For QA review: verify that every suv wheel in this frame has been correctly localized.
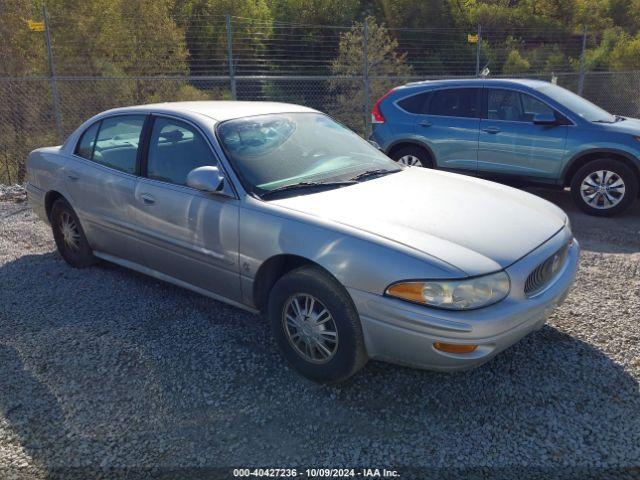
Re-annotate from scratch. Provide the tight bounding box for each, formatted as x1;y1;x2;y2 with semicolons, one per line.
570;159;638;216
267;266;367;384
50;198;97;268
391;146;433;168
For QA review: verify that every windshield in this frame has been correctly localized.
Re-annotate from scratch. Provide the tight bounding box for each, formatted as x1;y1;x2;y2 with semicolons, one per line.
216;113;400;197
535;84;615;123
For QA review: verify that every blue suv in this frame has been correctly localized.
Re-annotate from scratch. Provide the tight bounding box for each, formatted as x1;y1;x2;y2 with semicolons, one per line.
370;79;640;216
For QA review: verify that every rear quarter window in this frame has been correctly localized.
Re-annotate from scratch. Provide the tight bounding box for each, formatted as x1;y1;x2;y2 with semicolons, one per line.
396;92;430;114
74;122;100;159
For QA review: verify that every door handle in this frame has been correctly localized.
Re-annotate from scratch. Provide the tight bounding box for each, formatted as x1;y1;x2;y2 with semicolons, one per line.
67;171;79;181
141;193;155;205
418;120;432;127
481;126;501;134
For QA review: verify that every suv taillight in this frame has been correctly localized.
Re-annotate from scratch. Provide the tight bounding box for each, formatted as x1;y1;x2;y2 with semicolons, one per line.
371;88;396;124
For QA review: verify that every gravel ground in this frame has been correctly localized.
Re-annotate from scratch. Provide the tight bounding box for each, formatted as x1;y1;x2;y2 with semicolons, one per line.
1;186;639;479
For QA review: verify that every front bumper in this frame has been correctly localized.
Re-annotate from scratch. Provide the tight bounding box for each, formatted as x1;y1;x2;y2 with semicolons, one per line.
349;229;580;371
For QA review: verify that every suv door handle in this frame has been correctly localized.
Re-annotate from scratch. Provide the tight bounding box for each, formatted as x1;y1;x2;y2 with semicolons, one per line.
418;120;432;127
67;171;79;181
481;126;501;134
140;193;155;205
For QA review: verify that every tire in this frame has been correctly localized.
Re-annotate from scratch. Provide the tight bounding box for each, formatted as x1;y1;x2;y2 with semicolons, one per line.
391;145;433;168
570;159;638;216
50;198;97;268
267;266;367;384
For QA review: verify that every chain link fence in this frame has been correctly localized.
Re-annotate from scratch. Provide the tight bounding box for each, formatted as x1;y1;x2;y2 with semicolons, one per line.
3;11;640;185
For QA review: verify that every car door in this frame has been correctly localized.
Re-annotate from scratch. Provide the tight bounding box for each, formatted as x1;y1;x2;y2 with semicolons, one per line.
412;87;481;172
478;88;569;178
63;114;149;262
133;114;242;303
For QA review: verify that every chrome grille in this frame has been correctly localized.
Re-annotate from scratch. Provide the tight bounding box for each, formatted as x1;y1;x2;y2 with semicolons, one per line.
524;242;571;297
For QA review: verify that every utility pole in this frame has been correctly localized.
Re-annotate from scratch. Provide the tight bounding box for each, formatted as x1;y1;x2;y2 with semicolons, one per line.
43;5;63;143
578;26;587;96
363;20;370;138
225;14;237;100
475;23;482;77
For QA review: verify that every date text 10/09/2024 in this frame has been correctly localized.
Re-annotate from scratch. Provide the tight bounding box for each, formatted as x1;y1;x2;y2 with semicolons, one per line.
232;468;401;478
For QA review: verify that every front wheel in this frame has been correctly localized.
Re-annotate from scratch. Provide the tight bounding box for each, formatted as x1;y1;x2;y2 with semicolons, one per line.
267;266;367;384
570;159;638;216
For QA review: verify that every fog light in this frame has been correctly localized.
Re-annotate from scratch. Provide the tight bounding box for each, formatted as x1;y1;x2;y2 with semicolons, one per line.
433;342;478;354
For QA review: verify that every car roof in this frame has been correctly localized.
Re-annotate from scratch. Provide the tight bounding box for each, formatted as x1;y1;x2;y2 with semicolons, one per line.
400;78;552;90
101;101;318;121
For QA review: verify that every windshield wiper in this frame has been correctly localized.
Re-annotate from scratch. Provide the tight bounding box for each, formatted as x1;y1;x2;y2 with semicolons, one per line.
615;115;626;122
259;180;356;199
348;168;400;182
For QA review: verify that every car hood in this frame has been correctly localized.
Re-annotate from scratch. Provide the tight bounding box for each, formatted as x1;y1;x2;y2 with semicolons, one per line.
270;168;567;276
602;116;640;135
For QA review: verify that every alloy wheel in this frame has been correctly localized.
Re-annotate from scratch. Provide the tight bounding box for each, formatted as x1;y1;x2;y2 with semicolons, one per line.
580;169;626;210
59;211;81;251
397;154;422;166
282;294;338;364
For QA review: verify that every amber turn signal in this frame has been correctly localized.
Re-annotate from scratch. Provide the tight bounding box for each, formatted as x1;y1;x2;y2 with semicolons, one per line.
386;282;425;304
433;342;478;354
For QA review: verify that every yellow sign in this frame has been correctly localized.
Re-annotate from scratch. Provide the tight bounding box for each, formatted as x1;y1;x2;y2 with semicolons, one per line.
27;20;45;32
467;33;478;44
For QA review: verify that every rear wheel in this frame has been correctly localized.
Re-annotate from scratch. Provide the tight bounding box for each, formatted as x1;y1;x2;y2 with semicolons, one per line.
391;145;433;168
267;266;367;384
570;159;638;216
50;198;97;268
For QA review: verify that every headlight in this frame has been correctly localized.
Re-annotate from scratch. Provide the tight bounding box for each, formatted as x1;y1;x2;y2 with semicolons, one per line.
386;271;510;310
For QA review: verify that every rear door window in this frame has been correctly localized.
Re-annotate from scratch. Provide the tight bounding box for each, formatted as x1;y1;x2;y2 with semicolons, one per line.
81;115;146;174
427;88;480;118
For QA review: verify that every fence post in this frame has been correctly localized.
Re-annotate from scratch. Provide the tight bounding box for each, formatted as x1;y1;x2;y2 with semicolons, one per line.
363;20;370;138
578;26;587;96
475;23;482;77
42;5;63;143
225;14;237;100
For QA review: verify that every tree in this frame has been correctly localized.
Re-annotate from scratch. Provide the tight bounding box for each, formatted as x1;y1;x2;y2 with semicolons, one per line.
173;0;272;75
330;17;412;134
0;0;55;183
502;49;531;74
266;0;360;25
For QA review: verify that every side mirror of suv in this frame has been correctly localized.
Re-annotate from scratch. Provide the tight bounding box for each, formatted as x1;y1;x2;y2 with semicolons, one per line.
533;113;558;125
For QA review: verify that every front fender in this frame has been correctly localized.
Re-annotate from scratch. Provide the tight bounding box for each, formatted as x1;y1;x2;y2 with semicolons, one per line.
238;199;464;306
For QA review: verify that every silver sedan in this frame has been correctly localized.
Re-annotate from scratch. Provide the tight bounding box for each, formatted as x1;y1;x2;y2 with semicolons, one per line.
26;101;579;383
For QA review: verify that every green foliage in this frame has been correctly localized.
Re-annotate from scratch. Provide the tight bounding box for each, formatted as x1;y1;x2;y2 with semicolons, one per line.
502;49;531;74
4;0;640;184
173;0;272;75
266;0;360;25
0;0;46;76
610;32;640;69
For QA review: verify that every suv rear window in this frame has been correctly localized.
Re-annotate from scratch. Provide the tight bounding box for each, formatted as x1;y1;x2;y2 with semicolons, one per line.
428;88;480;118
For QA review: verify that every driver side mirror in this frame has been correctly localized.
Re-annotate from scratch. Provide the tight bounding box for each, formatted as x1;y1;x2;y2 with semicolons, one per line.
186;166;224;193
533;113;558;125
